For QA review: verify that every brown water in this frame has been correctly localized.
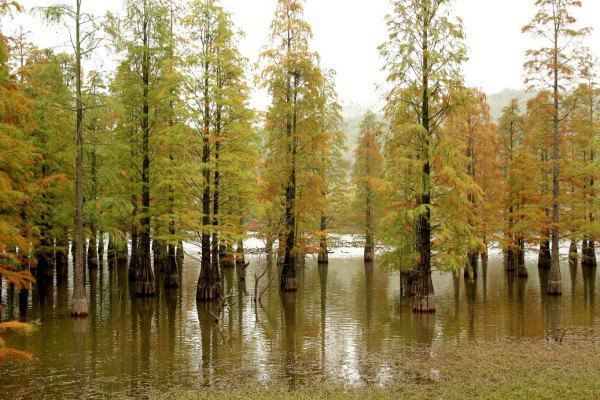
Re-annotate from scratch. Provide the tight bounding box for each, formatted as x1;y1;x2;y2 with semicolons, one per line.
0;247;598;399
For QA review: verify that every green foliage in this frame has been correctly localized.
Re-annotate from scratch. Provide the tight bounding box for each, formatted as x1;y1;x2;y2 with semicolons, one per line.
379;0;478;274
351;111;384;236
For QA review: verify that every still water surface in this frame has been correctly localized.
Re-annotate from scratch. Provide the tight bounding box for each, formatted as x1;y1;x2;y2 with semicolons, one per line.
0;246;598;398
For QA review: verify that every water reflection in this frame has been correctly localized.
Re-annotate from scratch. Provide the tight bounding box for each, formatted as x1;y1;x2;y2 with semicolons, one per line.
0;252;599;398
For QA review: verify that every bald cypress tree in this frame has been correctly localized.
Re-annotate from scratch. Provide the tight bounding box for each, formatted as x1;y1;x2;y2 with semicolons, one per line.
260;0;324;292
353;112;384;263
523;0;590;295
380;0;473;313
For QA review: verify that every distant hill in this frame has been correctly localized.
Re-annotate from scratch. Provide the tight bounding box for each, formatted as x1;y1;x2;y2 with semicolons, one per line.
340;89;533;154
486;88;533;121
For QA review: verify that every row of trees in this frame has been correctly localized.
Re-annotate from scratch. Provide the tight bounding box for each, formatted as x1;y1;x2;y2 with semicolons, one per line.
0;0;352;319
0;0;598;323
366;0;598;312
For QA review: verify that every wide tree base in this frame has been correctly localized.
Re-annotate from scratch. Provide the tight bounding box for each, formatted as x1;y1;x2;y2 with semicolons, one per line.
413;294;435;313
547;280;563;295
196;282;222;301
71;298;89;318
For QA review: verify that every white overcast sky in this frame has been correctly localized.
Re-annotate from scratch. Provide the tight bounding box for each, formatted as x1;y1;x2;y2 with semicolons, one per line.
4;0;600;110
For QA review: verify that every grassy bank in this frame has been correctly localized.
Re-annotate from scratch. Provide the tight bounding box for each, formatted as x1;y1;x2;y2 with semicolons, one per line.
152;338;600;400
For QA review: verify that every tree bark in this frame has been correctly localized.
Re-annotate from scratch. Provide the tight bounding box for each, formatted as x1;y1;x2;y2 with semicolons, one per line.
56;235;69;281
517;236;528;277
317;214;328;264
569;239;578;268
547;27;562;295
88;232;98;269
71;0;88;317
135;0;156;297
364;182;374;262
413;17;434;313
280;31;299;293
538;237;551;269
582;238;597;268
107;233;117;267
98;232;104;265
164;244;179;288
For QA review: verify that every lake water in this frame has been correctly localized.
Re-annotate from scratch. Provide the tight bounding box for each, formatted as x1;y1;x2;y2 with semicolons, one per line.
0;245;598;398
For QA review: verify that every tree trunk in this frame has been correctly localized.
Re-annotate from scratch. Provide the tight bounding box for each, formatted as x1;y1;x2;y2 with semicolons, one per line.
236;240;246;282
153;239;166;272
317;214;328;264
547;31;562;295
196;21;220;301
135;2;156;298
517;236;528;277
56;236;69;282
176;240;184;263
98;232;104;265
36;235;53;278
88;232;98;269
538;237;551;269
71;0;88;317
107;233;117;267
464;252;478;280
400;270;419;297
164;244;179;288
583;239;597;268
506;204;516;271
569;239;578;268
129;229;140;281
413;20;434;313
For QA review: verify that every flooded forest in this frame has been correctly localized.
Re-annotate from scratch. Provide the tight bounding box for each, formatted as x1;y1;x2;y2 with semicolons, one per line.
0;0;599;399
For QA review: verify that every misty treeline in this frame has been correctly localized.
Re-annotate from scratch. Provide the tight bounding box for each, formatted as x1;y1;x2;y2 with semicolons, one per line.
0;0;598;323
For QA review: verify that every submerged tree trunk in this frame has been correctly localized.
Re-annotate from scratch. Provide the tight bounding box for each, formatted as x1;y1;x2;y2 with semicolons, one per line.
413;162;435;313
196;24;220;301
135;4;156;298
547;38;562;296
71;0;88;317
413;23;434;313
280;59;299;293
